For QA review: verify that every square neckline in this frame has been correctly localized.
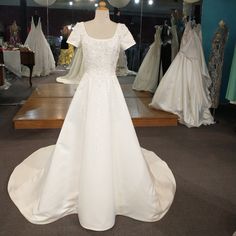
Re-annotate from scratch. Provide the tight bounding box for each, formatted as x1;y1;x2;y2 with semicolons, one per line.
82;22;120;41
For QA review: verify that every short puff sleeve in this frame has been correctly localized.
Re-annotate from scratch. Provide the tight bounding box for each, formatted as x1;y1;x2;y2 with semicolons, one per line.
120;24;136;51
67;23;81;48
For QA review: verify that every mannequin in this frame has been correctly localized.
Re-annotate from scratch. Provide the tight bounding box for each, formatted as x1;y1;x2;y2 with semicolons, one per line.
160;19;172;77
58;25;74;66
9;20;21;46
219;20;225;28
33;10;40;27
84;1;117;39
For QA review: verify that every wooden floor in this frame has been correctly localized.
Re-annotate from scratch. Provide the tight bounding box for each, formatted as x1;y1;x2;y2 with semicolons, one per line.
13;83;178;129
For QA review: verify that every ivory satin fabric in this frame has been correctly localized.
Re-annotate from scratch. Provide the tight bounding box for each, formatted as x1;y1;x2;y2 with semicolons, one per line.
150;23;214;128
8;22;176;231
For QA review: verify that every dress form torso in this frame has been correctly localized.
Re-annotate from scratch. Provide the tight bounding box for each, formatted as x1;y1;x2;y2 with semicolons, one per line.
160;22;172;76
84;9;117;39
33;14;39;27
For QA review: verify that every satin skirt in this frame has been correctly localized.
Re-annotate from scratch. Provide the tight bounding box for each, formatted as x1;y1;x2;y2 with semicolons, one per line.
8;72;176;231
150;52;214;128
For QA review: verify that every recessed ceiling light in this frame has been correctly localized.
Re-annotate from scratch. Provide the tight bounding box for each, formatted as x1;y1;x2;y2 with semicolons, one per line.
134;0;140;4
69;1;73;6
148;0;153;5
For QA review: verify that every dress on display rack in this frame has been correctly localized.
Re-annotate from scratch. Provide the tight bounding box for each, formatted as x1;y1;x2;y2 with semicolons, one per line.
8;22;176;231
22;17;55;77
132;24;178;93
150;22;214;128
226;44;236;104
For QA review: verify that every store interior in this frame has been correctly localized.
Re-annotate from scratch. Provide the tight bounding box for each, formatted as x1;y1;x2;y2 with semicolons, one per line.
0;0;236;235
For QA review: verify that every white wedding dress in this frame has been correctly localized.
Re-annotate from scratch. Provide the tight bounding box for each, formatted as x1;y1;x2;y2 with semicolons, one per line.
23;17;55;77
116;49;137;76
8;22;176;231
132;25;179;93
132;26;162;93
150;22;214;128
56;46;136;85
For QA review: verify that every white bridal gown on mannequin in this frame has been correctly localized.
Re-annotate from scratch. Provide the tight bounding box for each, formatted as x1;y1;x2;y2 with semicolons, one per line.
150;22;214;128
8;22;176;231
23;17;55;77
57;47;135;85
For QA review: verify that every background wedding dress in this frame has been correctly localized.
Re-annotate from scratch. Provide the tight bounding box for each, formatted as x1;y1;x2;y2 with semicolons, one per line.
8;22;176;231
171;24;179;61
23;17;55;77
150;22;214;128
132;26;162;93
116;49;137;76
133;25;179;93
56;47;84;84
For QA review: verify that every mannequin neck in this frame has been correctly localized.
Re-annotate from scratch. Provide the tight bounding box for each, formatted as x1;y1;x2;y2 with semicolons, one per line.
84;9;116;39
94;9;110;23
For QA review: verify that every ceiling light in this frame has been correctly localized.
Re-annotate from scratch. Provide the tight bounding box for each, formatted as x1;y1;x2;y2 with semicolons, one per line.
148;0;153;5
69;1;73;6
95;3;98;7
134;0;140;3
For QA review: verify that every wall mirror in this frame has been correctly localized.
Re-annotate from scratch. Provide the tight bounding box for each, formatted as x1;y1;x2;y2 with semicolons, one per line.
0;0;202;78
